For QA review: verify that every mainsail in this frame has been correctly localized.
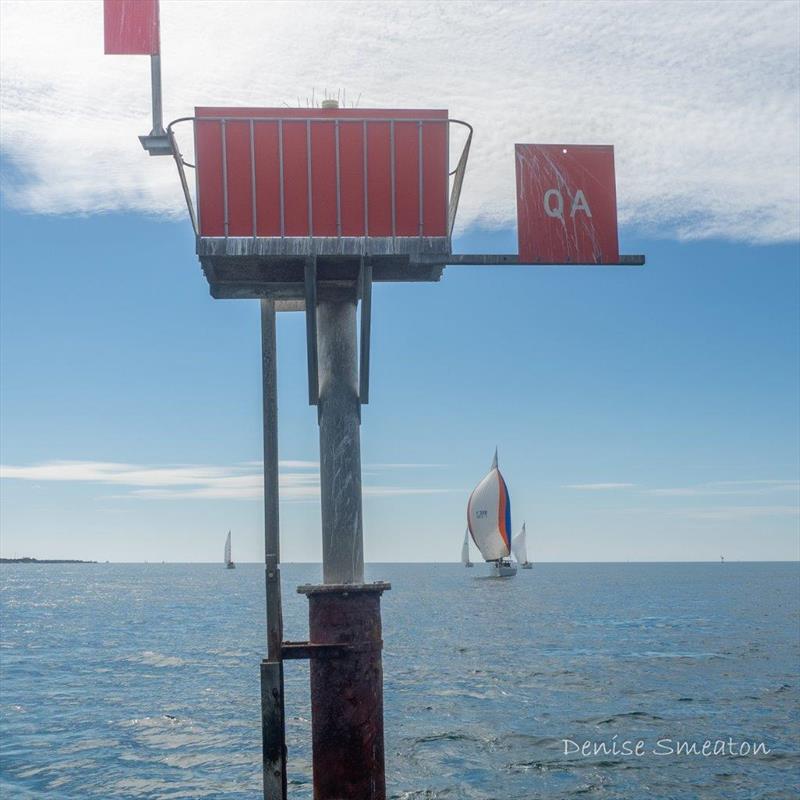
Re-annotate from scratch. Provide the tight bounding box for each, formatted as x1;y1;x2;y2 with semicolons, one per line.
224;531;232;565
467;449;512;561
461;528;472;566
511;522;528;564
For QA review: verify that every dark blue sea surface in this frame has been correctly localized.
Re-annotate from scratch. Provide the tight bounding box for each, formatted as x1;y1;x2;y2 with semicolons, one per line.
1;562;798;799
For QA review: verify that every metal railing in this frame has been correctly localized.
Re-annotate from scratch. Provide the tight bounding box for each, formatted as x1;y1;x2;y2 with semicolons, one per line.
166;115;472;240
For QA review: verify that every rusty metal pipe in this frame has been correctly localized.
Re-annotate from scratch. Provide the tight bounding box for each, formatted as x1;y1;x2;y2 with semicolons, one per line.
298;582;390;800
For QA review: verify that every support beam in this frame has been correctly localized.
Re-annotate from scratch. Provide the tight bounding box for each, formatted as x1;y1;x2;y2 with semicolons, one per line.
427;253;646;267
359;259;372;405
304;258;319;405
260;660;287;800
138;55;172;155
316;294;364;585
261;299;282;660
260;299;286;800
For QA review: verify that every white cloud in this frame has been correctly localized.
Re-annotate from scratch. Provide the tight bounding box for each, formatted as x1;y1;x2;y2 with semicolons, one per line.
563;482;636;490
680;505;800;521
0;459;454;501
1;0;798;243
647;480;799;497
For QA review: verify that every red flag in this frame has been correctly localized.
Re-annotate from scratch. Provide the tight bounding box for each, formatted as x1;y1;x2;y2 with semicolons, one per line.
104;0;160;55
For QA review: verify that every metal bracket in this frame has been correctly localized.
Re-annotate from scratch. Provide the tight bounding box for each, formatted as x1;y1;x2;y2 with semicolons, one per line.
304;256;372;411
138;133;173;156
282;640;383;660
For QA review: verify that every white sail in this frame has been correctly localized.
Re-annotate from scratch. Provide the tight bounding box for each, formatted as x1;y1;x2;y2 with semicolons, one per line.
467;449;512;562
224;531;232;565
511;522;528;564
461;528;472;566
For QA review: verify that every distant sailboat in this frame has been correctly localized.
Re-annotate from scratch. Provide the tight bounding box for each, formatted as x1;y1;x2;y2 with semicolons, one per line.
467;449;517;578
461;528;474;567
224;531;235;570
511;522;533;569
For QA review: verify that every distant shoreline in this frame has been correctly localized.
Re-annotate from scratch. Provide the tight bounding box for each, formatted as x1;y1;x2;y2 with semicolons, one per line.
0;557;98;564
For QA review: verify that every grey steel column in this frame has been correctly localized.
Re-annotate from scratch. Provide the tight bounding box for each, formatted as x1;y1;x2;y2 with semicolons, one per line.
316;295;364;585
149;54;165;136
261;298;282;658
260;298;286;800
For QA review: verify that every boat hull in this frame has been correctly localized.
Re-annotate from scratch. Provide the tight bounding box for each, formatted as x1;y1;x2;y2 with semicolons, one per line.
226;563;236;569
521;562;532;569
488;560;517;578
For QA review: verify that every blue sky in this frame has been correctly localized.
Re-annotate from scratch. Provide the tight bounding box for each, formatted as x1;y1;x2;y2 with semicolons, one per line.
1;0;798;562
1;211;797;562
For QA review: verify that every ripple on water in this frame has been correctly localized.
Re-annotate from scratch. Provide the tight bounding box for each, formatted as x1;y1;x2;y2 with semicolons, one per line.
1;562;798;800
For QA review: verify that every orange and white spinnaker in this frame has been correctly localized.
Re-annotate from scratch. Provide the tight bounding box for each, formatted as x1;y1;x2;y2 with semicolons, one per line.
467;449;512;562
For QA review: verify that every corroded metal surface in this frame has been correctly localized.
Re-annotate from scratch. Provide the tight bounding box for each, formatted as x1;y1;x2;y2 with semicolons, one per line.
298;584;390;800
260;660;287;800
260;300;286;799
199;252;447;300
197;235;451;258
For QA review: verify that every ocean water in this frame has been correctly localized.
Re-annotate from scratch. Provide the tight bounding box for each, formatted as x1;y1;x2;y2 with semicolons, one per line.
1;562;798;799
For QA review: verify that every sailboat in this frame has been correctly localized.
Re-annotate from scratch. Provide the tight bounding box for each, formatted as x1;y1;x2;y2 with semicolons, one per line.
467;449;517;578
511;522;533;569
224;531;235;569
461;528;474;567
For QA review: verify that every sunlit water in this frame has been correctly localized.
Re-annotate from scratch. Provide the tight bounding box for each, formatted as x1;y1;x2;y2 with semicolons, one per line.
1;562;798;799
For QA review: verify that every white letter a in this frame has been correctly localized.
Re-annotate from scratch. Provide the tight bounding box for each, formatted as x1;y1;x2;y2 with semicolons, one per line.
571;190;592;218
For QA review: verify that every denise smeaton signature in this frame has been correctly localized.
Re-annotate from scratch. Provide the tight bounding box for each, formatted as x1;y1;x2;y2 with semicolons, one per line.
562;737;771;757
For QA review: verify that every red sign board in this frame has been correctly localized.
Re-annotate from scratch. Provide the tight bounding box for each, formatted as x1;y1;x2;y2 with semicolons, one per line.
194;108;449;238
515;144;619;264
104;0;160;55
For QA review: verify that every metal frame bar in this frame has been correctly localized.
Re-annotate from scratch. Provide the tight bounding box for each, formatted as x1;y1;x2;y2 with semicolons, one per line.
192;119;201;230
418;121;424;238
278;120;285;237
389;120;396;241
167;129;198;235
260;298;286;800
335;121;342;237
445;115;450;235
304;258;319;405
221;119;229;237
447;119;472;237
363;120;369;236
250;120;258;238
306;120;313;237
168;116;472;243
421;253;646;266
